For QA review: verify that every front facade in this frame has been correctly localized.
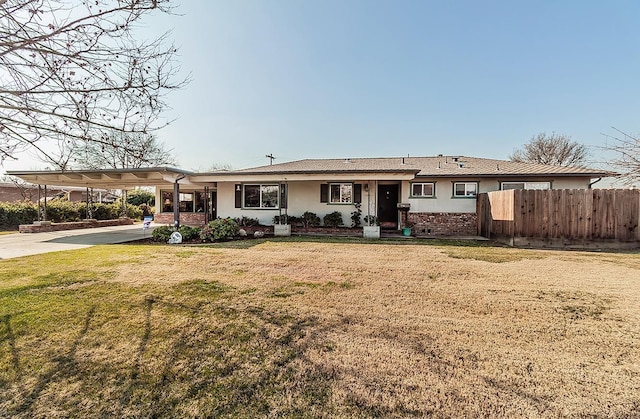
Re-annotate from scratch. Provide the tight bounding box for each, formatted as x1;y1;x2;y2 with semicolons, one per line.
149;156;607;236
9;156;609;236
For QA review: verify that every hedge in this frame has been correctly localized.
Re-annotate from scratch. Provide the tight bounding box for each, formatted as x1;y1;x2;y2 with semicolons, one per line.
0;200;144;230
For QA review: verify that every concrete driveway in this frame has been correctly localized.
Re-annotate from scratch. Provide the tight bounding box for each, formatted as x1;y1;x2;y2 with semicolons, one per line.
0;224;155;260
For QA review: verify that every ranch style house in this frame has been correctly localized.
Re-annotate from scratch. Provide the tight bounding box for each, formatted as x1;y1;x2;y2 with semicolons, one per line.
8;155;610;236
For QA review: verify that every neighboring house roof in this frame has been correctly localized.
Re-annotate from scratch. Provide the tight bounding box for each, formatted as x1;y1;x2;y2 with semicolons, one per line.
225;156;611;178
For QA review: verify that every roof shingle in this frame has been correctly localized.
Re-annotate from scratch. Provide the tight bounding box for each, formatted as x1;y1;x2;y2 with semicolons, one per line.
230;156;610;177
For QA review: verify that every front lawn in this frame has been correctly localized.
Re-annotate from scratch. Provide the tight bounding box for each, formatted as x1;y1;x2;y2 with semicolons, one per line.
1;241;639;417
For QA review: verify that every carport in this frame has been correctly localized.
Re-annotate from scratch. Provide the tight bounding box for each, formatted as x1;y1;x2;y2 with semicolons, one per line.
7;167;217;228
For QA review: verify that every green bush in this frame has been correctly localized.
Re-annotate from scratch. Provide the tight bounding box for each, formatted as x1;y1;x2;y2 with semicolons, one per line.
109;202;143;220
139;203;154;217
0;202;38;229
178;225;201;241
272;215;301;226
234;216;260;226
200;217;239;242
301;211;321;228
152;225;175;242
46;200;81;222
363;215;379;226
351;203;362;227
0;199;144;230
323;211;344;227
127;189;155;206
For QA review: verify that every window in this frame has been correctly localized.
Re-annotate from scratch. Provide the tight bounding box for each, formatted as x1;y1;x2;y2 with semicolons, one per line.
244;184;279;208
330;183;352;204
501;181;551;190
453;182;478;197
162;191;173;212
195;191;206;212
321;183;361;204
161;191;196;212
411;182;435;197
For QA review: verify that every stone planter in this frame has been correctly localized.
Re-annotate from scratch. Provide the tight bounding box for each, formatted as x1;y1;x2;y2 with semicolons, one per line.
274;224;291;237
363;225;381;238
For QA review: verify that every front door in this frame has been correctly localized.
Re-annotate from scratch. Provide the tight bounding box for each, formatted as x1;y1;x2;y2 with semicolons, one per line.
378;184;399;229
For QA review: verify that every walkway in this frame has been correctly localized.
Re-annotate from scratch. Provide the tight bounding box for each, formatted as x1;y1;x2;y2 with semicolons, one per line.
0;224;155;260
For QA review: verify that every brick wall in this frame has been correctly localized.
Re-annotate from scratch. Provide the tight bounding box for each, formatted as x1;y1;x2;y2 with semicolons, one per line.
408;212;478;236
154;212;207;227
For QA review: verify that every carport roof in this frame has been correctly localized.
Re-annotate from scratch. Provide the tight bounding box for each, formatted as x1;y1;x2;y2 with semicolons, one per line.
6;167;215;189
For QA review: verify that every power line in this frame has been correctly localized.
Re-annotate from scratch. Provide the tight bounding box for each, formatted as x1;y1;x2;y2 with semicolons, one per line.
266;153;276;165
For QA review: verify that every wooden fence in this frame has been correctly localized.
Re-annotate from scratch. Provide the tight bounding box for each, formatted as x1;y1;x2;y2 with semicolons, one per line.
477;189;640;247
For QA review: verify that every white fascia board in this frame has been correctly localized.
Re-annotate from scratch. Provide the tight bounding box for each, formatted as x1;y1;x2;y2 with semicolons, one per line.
191;172;416;182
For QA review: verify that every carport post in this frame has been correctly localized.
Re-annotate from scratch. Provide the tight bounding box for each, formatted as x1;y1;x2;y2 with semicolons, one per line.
37;185;41;221
43;185;47;221
173;176;183;229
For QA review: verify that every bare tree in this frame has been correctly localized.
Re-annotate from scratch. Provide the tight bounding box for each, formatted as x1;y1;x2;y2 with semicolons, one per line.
603;128;640;184
71;132;177;169
510;133;589;167
0;0;186;167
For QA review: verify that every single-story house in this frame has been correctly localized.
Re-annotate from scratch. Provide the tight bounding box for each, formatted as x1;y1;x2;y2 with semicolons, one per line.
8;155;610;236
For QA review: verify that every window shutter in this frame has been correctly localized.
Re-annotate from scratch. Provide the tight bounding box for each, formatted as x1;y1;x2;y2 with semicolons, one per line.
235;184;242;208
320;184;328;203
354;184;362;203
280;184;287;209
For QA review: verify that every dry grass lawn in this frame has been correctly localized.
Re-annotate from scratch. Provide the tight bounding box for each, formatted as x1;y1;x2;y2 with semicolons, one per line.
1;238;639;417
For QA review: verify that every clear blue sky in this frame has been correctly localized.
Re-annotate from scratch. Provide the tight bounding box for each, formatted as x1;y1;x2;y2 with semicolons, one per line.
6;0;640;172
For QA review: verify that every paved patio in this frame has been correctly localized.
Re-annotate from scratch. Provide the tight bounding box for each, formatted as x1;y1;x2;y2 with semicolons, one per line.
0;224;155;260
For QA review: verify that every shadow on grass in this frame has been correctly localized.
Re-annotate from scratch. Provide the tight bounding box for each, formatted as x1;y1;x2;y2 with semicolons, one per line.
1;314;22;381
3;293;339;417
12;306;95;414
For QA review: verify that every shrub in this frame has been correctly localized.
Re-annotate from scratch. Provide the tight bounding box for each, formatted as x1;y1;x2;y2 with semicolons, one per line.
127;189;155;206
200;217;239;242
152;225;175;242
46;199;80;222
109;202;143;220
272;215;301;226
234;216;260;226
323;211;344;227
139;203;154;217
351;203;362;227
0;202;38;229
301;211;321;228
363;215;379;226
178;225;201;241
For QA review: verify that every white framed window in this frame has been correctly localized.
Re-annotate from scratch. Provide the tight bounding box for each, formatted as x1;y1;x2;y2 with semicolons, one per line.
330;183;353;204
244;184;279;208
411;182;435;197
453;182;478;197
501;181;551;190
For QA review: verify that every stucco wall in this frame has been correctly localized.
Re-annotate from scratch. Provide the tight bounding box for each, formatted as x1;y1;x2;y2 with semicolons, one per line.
217;180;376;226
401;177;593;214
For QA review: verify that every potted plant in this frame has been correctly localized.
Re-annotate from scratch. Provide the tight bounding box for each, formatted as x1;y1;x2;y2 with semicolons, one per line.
402;220;414;237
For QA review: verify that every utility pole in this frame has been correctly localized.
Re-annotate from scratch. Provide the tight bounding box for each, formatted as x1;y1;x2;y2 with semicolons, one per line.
266;154;276;165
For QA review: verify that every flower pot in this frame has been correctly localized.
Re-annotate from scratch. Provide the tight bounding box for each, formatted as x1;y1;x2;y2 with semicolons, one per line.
363;225;380;238
402;227;412;237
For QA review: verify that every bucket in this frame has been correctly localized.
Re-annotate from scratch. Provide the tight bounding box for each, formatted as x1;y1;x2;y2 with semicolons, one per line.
402;227;412;236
